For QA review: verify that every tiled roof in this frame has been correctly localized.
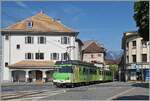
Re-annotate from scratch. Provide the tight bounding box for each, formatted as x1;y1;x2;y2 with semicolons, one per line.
83;41;105;53
82;40;95;50
2;12;76;33
105;59;120;65
8;60;55;69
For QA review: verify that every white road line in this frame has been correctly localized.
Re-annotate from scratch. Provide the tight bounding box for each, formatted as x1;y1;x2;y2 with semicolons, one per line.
106;87;135;100
14;89;69;100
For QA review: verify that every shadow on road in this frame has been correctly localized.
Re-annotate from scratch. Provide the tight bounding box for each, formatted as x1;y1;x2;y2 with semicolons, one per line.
131;82;149;88
113;95;149;100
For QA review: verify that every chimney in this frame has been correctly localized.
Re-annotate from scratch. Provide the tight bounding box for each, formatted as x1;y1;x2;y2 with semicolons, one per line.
56;18;61;23
40;10;44;14
52;18;61;23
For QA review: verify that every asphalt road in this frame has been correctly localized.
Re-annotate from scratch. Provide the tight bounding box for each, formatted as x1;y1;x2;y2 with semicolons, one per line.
1;82;149;100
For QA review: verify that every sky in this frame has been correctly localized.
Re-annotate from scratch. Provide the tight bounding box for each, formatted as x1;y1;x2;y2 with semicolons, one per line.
1;1;137;51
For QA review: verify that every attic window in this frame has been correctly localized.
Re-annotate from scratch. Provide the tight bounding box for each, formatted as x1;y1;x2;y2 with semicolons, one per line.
27;21;33;28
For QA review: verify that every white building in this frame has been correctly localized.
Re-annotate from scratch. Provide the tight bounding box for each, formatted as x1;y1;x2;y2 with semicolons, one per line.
122;31;150;81
1;12;83;83
82;40;106;68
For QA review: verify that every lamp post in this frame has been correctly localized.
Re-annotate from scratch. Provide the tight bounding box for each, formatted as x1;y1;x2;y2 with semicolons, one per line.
66;46;75;60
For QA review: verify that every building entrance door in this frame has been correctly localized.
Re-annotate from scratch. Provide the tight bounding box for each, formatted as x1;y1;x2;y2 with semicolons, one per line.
36;71;42;81
136;71;142;81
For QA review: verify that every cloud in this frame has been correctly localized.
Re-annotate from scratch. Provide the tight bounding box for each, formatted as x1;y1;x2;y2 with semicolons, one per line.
61;5;86;23
16;1;28;9
63;5;82;14
15;1;37;15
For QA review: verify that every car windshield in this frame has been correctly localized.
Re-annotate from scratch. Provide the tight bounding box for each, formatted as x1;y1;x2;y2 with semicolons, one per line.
58;66;73;73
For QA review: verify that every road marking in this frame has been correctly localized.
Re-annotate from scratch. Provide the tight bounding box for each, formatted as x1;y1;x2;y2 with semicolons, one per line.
11;89;70;100
106;87;135;100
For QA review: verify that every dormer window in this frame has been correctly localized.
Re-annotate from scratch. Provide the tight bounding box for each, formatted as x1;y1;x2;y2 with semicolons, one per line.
27;21;33;28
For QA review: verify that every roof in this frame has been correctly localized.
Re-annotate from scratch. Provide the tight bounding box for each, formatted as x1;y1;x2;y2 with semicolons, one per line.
82;40;95;50
121;31;140;49
2;11;78;34
82;40;105;53
8;60;55;69
105;59;121;65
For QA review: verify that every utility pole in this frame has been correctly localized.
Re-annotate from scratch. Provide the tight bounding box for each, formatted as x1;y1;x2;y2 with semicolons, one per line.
66;46;75;60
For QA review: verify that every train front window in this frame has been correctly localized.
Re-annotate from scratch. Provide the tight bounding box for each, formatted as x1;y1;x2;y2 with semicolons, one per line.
58;66;73;73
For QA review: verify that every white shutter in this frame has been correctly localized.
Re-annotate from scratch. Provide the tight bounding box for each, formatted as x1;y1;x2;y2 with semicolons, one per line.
31;53;34;59
61;53;64;60
68;37;70;44
31;37;34;44
44;37;46;44
61;37;63;44
50;53;53;60
57;53;59;60
38;37;39;44
25;37;27;44
25;53;27;59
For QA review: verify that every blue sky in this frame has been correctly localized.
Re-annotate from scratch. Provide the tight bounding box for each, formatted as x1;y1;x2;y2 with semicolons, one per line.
1;1;137;51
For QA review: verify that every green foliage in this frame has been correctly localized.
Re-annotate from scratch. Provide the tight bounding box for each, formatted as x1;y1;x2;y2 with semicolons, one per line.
134;1;149;41
109;64;118;73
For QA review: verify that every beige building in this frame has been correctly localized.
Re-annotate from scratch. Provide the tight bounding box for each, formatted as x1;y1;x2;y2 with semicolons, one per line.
82;40;105;67
122;31;150;81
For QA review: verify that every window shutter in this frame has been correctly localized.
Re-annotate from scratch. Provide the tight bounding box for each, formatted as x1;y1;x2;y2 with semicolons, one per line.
25;37;27;44
38;37;39;44
61;53;64;60
31;37;34;44
44;37;46;44
50;53;53;60
57;53;59;60
68;37;70;44
31;53;33;59
25;53;27;59
61;37;63;44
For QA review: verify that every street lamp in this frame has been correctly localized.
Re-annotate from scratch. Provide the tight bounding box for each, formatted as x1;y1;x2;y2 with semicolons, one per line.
66;46;75;60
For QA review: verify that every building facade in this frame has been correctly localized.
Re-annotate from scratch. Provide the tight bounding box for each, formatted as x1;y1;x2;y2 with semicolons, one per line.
122;31;150;81
1;12;82;82
82;40;105;67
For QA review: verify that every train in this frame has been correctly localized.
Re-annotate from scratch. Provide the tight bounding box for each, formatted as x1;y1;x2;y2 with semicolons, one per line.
52;60;113;87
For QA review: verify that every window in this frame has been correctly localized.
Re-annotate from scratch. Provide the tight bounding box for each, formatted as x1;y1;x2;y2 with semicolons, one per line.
35;53;44;59
132;55;136;63
16;44;20;49
5;62;8;66
61;53;68;60
51;53;59;60
142;54;147;62
5;35;9;40
99;71;102;75
58;66;73;73
132;41;136;48
141;39;147;47
27;21;33;28
98;54;101;57
25;53;34;59
90;68;96;74
91;54;94;58
61;36;70;44
25;36;34;44
38;36;46;44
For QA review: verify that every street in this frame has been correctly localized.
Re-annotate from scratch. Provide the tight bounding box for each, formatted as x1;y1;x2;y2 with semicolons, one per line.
1;82;149;100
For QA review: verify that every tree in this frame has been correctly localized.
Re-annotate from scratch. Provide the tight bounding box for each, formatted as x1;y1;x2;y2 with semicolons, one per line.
109;64;118;81
134;1;149;41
